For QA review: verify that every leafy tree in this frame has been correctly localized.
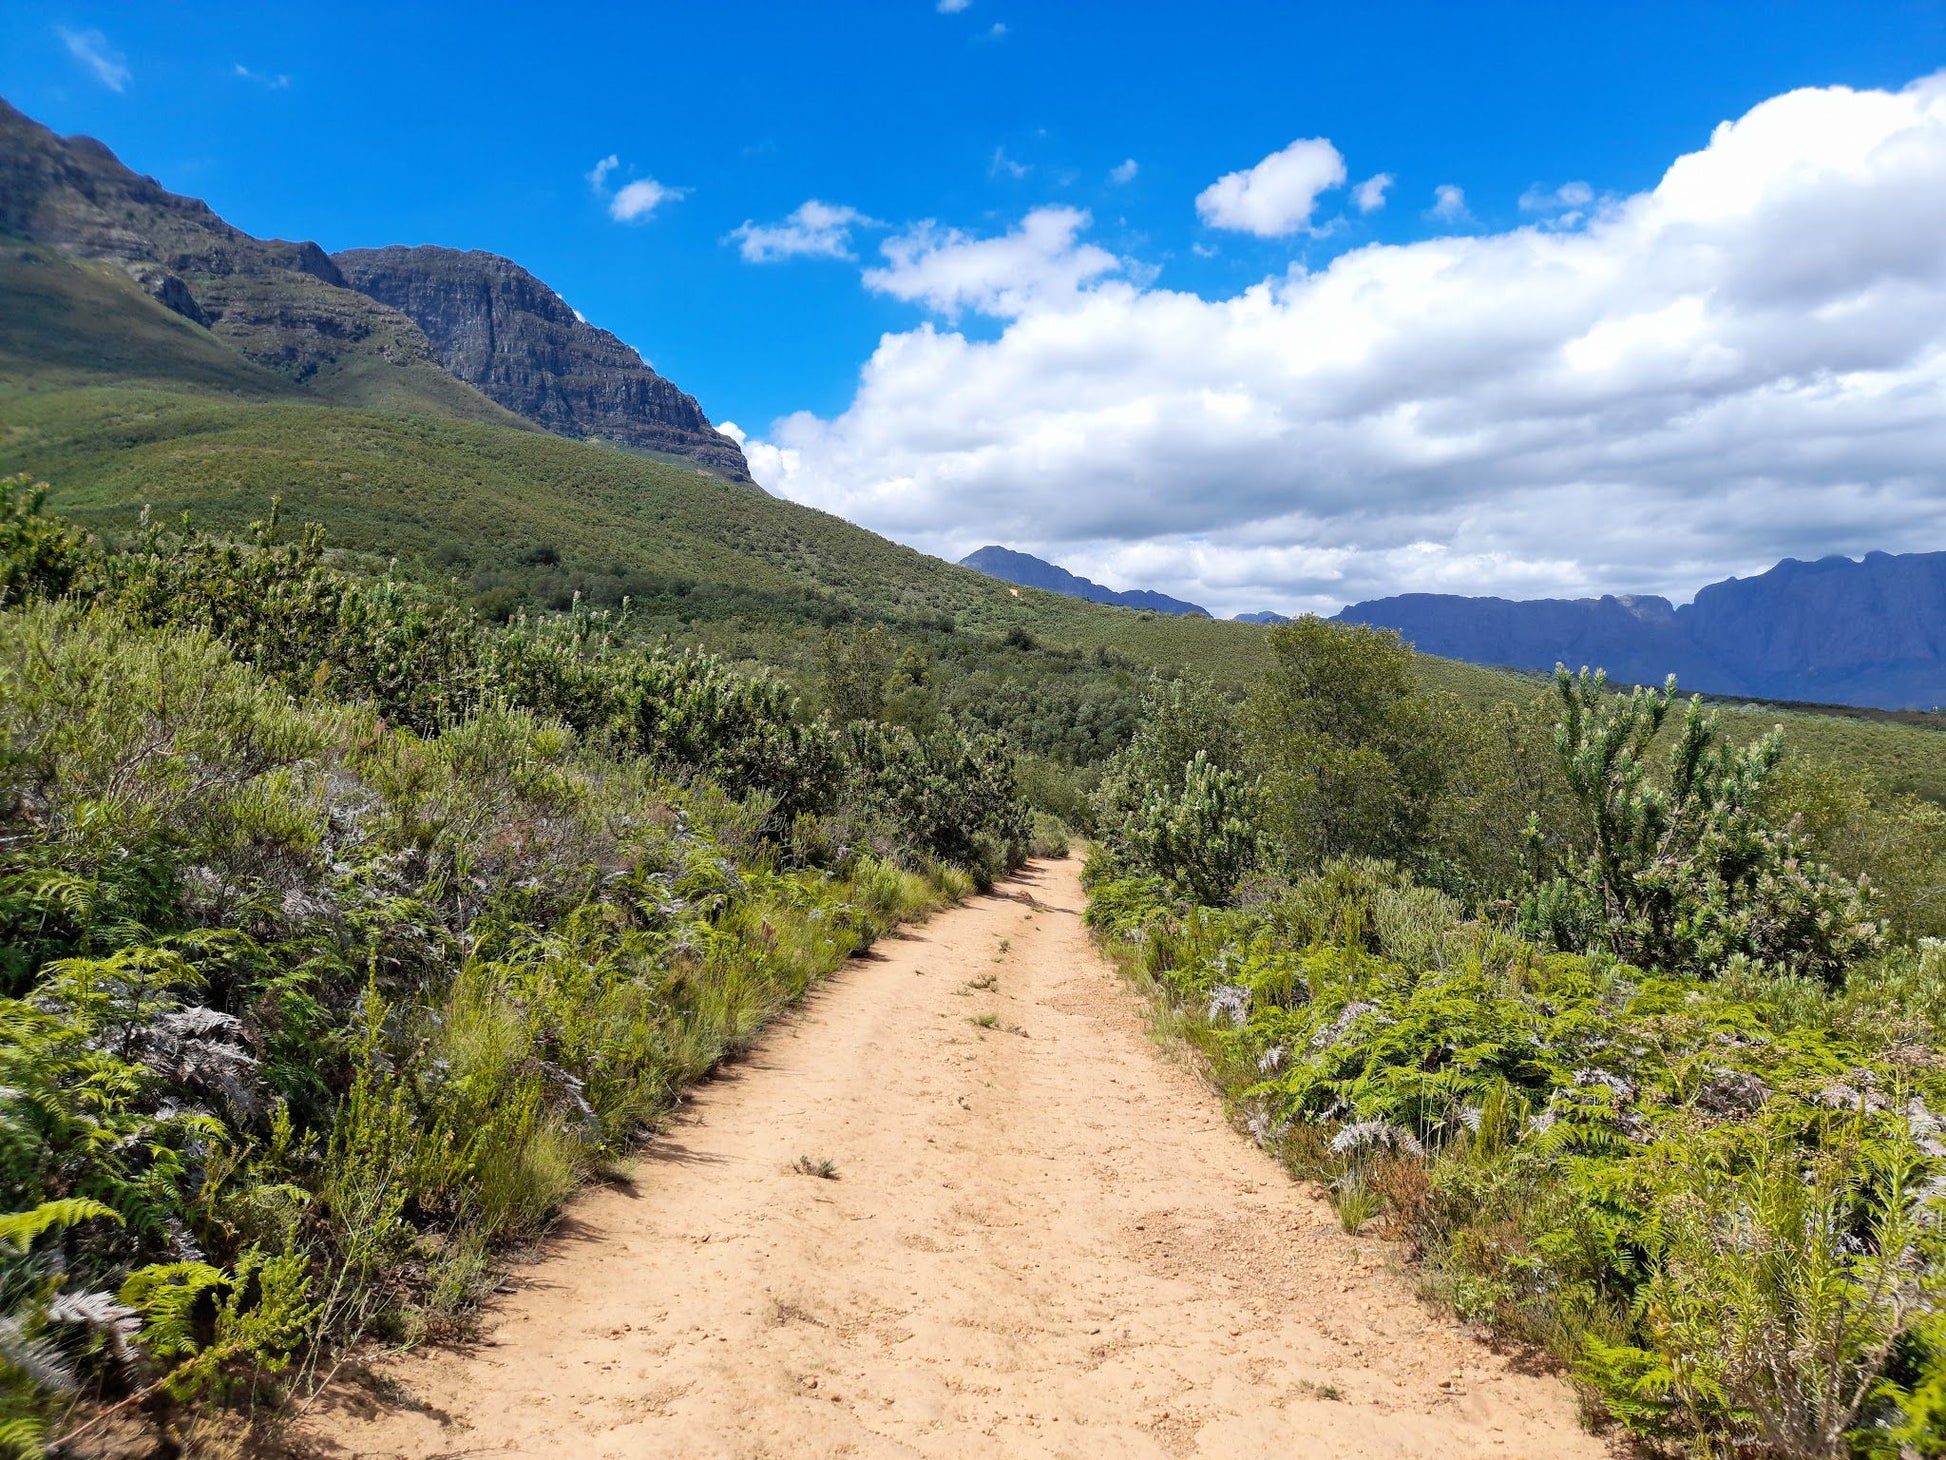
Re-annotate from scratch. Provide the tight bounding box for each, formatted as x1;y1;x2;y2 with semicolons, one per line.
1246;617;1444;871
1419;690;1576;903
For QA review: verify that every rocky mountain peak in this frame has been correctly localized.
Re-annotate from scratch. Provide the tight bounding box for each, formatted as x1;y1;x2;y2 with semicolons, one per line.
1;96;755;476
333;245;753;483
0;97;444;379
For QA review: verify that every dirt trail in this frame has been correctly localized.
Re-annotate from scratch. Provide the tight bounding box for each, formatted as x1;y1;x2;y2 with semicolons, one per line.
302;860;1606;1459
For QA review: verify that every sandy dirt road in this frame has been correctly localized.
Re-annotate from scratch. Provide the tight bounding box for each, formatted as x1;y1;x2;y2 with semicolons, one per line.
301;859;1607;1459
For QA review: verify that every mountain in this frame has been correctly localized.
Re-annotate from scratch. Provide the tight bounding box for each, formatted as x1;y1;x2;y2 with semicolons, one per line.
960;546;1210;616
1337;552;1946;710
0;98;745;478
0;97;513;424
333;247;750;482
1234;610;1291;625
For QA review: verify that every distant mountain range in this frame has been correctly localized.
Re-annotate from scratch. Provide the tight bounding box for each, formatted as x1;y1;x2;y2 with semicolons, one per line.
0;98;749;480
959;547;1211;616
960;543;1946;711
960;546;1303;625
1337;552;1946;710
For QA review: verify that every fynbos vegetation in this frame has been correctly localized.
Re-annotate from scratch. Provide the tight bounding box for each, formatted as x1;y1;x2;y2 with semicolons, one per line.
0;479;1028;1453
1087;617;1946;1457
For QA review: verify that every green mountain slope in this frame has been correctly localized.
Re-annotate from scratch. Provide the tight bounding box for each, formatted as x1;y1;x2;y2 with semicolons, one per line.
2;116;1940;801
1;102;529;431
0;385;1266;671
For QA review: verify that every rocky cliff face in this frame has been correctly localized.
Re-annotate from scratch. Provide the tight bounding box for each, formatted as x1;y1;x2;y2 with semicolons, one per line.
333;247;752;482
1337;552;1946;709
1;98;749;474
0;98;451;387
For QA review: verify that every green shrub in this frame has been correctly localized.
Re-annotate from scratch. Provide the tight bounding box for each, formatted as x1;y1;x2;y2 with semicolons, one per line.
0;513;996;1445
1027;812;1071;859
1083;857;1946;1456
1521;668;1880;983
0;476;94;607
1126;751;1261;905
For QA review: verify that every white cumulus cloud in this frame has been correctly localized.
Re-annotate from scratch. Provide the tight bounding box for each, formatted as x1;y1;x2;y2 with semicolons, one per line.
610;177;682;223
1110;158;1139;185
731;200;881;262
1352;172;1393;213
862;206;1122;319
58;27;129;91
744;75;1946;618
585;156;682;222
1428;183;1469;223
1196;137;1347;236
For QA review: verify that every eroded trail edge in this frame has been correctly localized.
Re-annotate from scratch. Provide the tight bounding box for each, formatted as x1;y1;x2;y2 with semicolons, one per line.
302;860;1604;1459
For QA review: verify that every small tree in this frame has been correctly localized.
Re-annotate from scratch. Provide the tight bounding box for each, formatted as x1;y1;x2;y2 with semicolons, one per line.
1127;751;1262;906
1521;667;1879;982
1247;617;1443;871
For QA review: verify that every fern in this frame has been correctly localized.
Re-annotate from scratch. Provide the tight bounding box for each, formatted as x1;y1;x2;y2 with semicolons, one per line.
0;1199;119;1254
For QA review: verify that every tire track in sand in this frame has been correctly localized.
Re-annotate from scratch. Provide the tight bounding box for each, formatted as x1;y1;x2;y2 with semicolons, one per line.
297;859;1608;1459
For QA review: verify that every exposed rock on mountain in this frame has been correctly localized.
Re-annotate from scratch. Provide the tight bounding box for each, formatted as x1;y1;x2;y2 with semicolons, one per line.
0;97;745;475
960;546;1209;616
1337;552;1946;710
0;98;494;415
333;246;752;483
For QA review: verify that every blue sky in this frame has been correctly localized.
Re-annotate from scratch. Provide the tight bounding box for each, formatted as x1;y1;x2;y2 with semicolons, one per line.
7;3;1946;613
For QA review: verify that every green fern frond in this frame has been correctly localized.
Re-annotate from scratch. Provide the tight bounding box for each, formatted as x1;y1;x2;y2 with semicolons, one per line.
0;1199;120;1253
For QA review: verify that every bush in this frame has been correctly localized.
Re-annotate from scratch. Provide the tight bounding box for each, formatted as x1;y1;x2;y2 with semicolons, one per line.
0;476;93;607
1521;668;1880;983
1083;857;1946;1456
1126;751;1261;905
0;492;1020;1446
1028;812;1072;860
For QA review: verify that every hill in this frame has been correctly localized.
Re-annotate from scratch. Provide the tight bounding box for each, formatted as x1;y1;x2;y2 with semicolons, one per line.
1338;550;1946;711
0;234;1275;769
960;545;1210;616
3;96;1942;804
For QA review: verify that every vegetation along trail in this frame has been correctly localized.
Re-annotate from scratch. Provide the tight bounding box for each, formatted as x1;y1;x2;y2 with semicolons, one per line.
303;858;1602;1459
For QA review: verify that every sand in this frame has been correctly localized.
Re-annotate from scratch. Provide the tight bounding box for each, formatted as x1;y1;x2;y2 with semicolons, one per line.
298;859;1608;1459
